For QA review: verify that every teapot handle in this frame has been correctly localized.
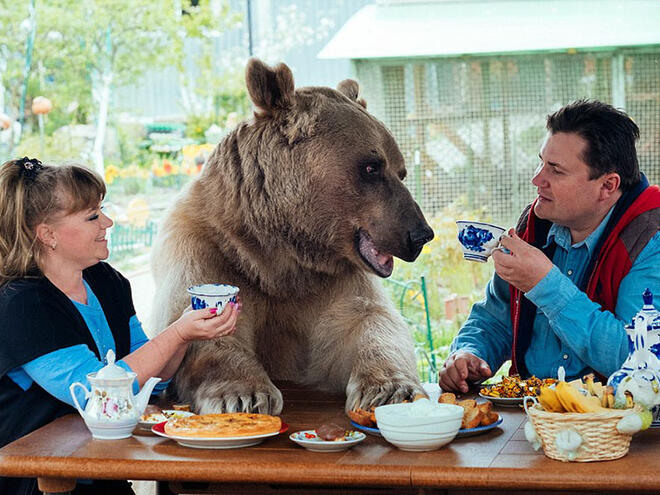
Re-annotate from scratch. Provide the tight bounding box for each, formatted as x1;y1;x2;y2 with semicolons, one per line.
69;382;90;416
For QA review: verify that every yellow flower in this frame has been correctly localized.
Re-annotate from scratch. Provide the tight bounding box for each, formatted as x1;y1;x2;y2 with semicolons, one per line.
104;164;119;185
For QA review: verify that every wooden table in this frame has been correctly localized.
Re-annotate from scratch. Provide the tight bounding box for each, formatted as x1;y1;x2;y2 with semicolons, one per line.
0;383;657;494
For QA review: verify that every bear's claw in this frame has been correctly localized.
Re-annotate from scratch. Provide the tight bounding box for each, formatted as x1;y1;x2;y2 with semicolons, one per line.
193;384;283;416
346;377;423;412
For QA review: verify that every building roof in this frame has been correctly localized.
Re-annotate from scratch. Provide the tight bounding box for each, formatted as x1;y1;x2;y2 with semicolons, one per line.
318;0;660;59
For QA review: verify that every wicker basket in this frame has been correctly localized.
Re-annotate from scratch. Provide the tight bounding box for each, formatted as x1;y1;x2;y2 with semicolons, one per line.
525;398;634;462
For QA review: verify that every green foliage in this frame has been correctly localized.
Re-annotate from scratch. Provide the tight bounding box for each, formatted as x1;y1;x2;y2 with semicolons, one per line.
152;174;190;189
13;132;91;165
0;0;244;155
114;176;145;195
115;122;150;168
172;2;246;120
385;197;499;374
185;113;218;141
391;196;496;319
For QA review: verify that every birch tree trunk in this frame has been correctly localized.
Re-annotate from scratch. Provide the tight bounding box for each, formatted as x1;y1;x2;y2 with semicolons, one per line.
92;70;113;177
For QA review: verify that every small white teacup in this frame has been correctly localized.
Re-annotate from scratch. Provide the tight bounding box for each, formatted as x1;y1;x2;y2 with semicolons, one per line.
456;221;505;262
187;283;239;312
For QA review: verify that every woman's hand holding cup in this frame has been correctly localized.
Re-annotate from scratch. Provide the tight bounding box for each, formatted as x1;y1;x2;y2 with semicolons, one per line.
173;302;239;343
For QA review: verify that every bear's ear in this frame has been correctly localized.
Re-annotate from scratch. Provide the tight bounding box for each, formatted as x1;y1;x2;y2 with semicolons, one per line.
245;58;295;117
337;79;367;109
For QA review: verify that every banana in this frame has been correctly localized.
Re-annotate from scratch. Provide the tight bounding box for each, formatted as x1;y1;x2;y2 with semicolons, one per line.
556;381;604;413
592;382;604;401
602;386;615;408
624;391;634;409
568;378;584;391
582;373;596;395
556;381;584;412
581;395;605;412
538;386;565;413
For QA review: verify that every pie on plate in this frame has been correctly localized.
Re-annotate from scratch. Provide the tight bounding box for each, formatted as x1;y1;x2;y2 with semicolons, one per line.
152;421;288;449
164;412;282;438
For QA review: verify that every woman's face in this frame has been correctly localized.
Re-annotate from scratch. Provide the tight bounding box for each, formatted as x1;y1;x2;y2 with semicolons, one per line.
44;200;114;270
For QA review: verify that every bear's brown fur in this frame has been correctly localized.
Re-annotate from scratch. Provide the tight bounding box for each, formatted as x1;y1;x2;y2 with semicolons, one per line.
150;59;434;414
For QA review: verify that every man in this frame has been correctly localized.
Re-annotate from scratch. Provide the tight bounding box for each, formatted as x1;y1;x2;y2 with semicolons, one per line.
439;100;660;393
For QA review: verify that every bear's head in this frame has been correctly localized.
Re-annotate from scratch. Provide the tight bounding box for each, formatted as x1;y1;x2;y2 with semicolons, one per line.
219;59;433;280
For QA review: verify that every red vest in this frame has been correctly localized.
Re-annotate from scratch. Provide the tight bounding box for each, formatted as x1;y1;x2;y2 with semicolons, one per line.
509;184;660;378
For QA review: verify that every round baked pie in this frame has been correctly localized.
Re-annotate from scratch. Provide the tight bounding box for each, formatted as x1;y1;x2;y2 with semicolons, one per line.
164;412;282;437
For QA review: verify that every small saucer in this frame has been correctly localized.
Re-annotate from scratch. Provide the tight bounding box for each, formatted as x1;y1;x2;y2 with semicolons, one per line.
289;430;365;452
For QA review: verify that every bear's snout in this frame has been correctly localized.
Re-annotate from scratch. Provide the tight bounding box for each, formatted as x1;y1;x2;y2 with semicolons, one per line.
407;225;434;260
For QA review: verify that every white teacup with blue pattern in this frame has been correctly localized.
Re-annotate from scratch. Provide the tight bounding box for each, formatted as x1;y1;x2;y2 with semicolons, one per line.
187;283;240;312
456;221;505;262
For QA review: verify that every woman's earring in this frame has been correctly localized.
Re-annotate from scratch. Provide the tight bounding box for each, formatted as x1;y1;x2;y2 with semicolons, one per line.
50;242;57;250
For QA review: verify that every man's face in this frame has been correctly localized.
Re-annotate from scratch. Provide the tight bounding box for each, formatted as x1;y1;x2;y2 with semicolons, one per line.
532;132;606;234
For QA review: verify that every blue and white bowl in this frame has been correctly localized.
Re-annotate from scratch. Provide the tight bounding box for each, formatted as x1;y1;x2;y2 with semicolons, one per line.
187;283;240;312
456;220;506;262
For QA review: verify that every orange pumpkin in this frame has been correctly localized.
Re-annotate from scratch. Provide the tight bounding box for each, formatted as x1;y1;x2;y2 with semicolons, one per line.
32;96;52;115
0;113;10;130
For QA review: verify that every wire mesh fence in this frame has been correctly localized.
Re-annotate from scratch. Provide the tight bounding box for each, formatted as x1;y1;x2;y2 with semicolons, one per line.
382;275;442;383
355;49;660;226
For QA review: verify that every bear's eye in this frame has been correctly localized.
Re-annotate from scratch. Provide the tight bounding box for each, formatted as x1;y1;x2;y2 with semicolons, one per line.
359;159;383;180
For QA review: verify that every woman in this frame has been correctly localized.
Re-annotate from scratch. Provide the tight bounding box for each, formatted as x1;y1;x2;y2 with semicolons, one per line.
0;157;240;495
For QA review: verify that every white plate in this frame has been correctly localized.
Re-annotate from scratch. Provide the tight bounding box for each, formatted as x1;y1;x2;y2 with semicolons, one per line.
151;422;288;449
478;389;524;407
455;415;503;437
137;410;195;430
289;430;366;452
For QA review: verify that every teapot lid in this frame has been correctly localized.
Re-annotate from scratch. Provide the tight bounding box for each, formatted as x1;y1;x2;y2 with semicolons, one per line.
642;288;654;308
626;288;659;329
96;350;128;379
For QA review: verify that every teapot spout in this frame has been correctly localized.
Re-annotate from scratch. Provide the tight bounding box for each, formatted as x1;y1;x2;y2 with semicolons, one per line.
135;376;162;415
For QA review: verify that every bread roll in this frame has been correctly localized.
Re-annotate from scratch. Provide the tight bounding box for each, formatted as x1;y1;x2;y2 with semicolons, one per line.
458;399;483;429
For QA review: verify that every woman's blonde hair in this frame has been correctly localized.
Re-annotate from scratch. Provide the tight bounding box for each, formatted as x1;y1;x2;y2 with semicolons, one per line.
0;158;106;286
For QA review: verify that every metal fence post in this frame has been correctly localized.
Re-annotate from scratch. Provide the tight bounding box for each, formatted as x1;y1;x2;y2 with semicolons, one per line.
420;275;436;372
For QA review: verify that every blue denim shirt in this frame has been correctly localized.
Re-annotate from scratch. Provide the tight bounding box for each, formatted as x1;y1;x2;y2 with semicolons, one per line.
450;207;660;381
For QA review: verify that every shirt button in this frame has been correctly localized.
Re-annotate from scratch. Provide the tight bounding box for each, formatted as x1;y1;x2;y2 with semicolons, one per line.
567;269;573;276
563;354;569;360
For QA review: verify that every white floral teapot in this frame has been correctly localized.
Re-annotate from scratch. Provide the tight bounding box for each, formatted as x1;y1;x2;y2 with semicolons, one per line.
607;289;660;427
69;349;161;439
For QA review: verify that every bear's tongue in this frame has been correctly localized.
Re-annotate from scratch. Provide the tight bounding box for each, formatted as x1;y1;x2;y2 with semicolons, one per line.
358;230;394;277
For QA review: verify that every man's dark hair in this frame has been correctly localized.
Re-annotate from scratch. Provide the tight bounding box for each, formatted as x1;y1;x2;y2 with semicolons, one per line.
546;99;641;191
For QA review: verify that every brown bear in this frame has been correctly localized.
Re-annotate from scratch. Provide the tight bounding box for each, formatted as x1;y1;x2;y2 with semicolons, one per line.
150;59;434;415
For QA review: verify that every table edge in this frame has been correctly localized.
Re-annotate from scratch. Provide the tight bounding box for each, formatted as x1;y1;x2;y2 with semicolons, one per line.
2;455;658;491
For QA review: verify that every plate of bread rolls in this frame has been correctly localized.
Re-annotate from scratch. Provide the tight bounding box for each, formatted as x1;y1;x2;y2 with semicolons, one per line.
438;392;502;437
348;393;502;438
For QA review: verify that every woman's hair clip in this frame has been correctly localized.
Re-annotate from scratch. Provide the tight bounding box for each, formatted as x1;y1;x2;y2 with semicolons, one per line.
16;156;43;181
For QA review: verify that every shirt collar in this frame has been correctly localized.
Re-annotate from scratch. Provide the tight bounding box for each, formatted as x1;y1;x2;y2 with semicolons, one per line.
544;206;616;254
